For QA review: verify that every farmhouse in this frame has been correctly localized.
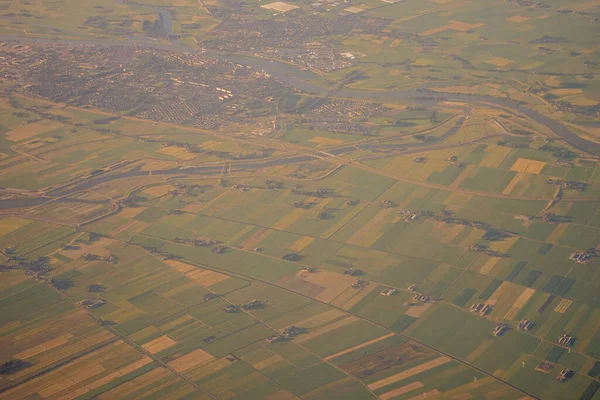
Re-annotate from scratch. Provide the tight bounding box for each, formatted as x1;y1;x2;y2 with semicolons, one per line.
381;199;396;208
380;287;399;296
493;324;507;337
243;299;267;309
266;334;285;343
223;305;240;313
556;333;575;347
352;279;368;289
79;298;106;309
536;361;554;373
556;368;574;382
212;245;227;254
518;319;534;331
570;252;591;264
413;294;430;303
470;303;493;316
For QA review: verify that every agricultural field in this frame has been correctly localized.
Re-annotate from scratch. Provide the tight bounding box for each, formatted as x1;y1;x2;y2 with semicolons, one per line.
1;0;600;398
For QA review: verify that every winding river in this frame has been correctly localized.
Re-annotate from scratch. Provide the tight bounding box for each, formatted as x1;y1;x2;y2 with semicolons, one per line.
0;33;598;210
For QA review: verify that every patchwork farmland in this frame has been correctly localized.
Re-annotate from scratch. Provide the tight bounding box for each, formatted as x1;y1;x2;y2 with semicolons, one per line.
1;0;600;398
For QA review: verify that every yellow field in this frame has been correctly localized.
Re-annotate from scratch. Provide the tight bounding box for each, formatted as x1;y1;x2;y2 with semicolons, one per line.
554;298;572;314
489;235;518;253
168;260;229;287
0;216;32;237
547;222;569;244
254;356;282;370
479;146;512;168
478;256;501;275
0;340;152;400
320;202;367;239
507;16;530;22
336;283;377;310
510;158;547;174
459;228;484;247
139;159;179;171
292;309;346;330
451;164;476;188
272;207;310;230
380;382;424;400
296;316;357;344
421;20;484;36
391;39;402;47
345;208;392;246
142;184;174;198
242;227;274;250
288;269;357;303
186;357;231;381
325;333;396;361
289;235;316;252
158;146;197;160
187;269;230;287
368;356;451;390
551;88;584;96
227;225;255;245
260;1;299;12
15;335;73;359
465;339;494;363
404;303;432;318
110;219;151;237
568;96;600;106
502;172;524;195
308;136;345;146
6;121;63;141
504;288;535;320
61;237;115;259
487;57;515;67
488;281;512;304
169;348;215;372
344;6;365;13
142;335;177;354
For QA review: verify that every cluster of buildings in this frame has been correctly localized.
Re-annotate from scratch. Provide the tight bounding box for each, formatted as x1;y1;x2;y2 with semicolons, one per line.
79;298;106;309
570;252;592;264
397;209;420;222
556;333;575;347
554;100;600;118
212;245;228;254
535;362;576;383
267;325;303;343
380;287;399;296
518;319;534;331
343;268;361;276
412;293;430;303
493;323;507;336
556;368;575;382
223;299;267;313
0;41;285;132
302;100;387;136
281;47;353;73
381;200;397;208
283;253;301;261
208;12;388;58
352;279;368;289
174;237;220;247
470;303;493;316
546;179;587;192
